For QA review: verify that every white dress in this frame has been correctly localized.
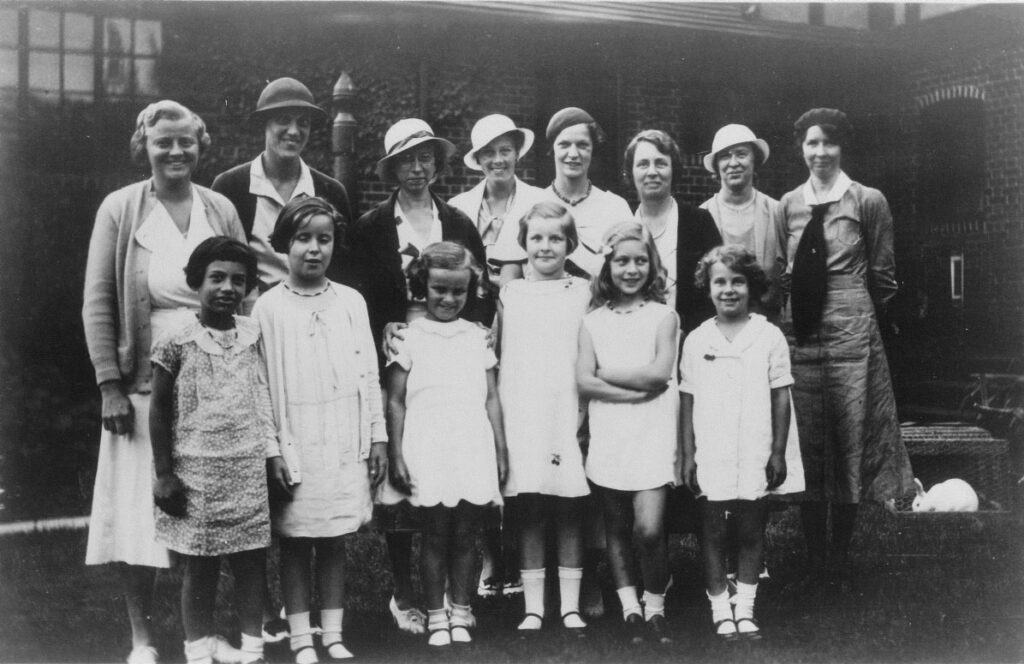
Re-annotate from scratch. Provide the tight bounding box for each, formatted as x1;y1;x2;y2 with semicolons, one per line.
391;318;502;508
499;277;591;498
85;196;213;567
253;284;381;538
679;314;805;500
583;302;679;492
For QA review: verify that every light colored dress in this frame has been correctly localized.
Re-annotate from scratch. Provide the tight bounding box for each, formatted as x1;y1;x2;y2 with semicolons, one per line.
543;185;633;278
391;318;502;508
583;302;679;492
499;277;590;498
775;172;912;503
151;316;274;555
85;197;214;567
253;283;385;538
679;314;804;501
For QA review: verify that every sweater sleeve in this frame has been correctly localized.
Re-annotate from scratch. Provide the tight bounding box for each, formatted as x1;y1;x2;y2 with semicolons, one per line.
82;192;126;386
859;187;898;310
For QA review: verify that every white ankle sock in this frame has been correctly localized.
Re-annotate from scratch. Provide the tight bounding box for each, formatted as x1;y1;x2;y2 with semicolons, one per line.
616;586;642;619
521;568;546;619
184;636;212;664
239;633;263;664
733;581;757;621
426;608;448;631
707;589;733;623
320;607;344;647
286;611;315;652
642;590;665;619
558;566;583;618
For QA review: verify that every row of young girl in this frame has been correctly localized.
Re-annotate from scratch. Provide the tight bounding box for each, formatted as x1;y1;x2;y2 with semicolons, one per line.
153;193;802;662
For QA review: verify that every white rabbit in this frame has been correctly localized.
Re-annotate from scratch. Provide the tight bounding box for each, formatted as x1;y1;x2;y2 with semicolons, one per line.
911;478;979;512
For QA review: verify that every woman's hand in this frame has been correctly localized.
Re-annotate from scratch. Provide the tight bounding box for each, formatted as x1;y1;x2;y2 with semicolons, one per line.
382;322;408;359
267;456;294;502
766;453;787;491
100;380;134;436
153;472;186;517
389;453;412;495
368;441;388;489
682;458;700;496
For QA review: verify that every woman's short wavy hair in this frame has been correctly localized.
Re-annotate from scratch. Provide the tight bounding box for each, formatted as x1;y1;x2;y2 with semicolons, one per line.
622;129;683;188
406;241;482;302
516;201;579;254
793;107;853;148
694;244;769;302
129;100;210;167
184;236;259;294
269;196;348;254
590;221;668;309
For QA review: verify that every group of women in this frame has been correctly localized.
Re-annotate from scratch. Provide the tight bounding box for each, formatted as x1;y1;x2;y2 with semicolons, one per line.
82;76;911;663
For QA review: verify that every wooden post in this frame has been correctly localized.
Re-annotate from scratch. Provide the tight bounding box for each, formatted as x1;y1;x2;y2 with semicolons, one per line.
332;71;358;209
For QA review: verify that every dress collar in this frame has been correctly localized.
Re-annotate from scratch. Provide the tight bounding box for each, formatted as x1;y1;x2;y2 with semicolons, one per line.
802;171;852;206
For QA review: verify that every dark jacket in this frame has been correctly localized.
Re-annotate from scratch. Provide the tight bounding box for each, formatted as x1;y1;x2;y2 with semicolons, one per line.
340;190;491;367
211;160;353;283
674;199;723;334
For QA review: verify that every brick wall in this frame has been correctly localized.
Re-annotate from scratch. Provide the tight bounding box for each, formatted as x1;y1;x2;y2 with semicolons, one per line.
889;40;1024;355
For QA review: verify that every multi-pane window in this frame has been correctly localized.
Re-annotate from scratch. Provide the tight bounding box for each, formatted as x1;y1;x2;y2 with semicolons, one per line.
1;8;161;103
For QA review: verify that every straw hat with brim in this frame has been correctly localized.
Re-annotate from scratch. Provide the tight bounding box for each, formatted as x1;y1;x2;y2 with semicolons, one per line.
375;118;457;180
702;124;770;173
249;77;327;123
463;114;535;171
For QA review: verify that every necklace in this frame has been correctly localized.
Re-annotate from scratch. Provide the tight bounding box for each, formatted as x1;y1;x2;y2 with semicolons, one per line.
284;282;330;297
607;299;647;315
551;180;592;207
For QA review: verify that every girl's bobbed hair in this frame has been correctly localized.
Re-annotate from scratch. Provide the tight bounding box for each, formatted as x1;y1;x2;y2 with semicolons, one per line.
184;236;259;294
406;241;482;301
793;107;853;148
516;201;579;254
129;99;210;167
590;220;668;309
269;196;347;254
694;244;769;301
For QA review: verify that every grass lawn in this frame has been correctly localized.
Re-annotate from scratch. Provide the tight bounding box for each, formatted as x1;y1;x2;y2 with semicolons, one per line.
1;504;1022;663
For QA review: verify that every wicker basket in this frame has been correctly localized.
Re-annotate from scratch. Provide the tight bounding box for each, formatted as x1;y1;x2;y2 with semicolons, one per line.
893;423;1013;513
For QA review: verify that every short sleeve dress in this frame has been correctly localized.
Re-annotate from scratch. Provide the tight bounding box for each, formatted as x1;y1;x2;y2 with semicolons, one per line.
583;302;680;492
679;314;805;501
391;318;502;508
499;277;591;498
150;316;273;556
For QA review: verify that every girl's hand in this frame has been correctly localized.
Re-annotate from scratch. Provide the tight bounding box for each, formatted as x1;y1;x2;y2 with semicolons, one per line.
474;321;498;349
382;322;408;359
153;473;186;517
638;383;669;402
496;447;509;487
368;441;388;489
267;456;294;502
100;380;134;436
766;453;787;491
390;453;412;495
682;458;700;496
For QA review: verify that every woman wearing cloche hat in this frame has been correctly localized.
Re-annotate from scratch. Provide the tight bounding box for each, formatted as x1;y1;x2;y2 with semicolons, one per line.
449;114;547;285
213;77;352;294
342;119;491;637
698;123;784;318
